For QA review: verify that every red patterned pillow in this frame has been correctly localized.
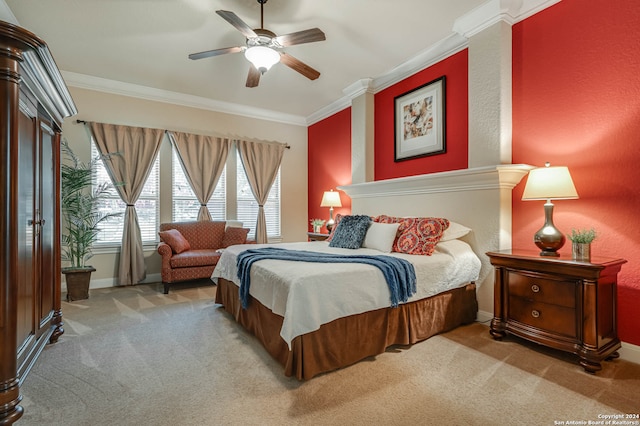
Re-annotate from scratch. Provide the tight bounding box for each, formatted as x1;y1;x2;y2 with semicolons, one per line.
374;215;449;255
325;213;344;242
159;229;191;254
222;227;250;248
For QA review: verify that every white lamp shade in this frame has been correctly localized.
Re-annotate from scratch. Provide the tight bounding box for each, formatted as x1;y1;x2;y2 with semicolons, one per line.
320;190;342;207
244;46;280;72
522;165;579;201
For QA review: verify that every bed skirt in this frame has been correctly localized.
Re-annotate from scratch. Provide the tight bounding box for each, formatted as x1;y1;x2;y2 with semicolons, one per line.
215;278;478;380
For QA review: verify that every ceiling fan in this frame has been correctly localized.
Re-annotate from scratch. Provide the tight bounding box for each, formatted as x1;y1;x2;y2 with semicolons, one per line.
189;0;326;88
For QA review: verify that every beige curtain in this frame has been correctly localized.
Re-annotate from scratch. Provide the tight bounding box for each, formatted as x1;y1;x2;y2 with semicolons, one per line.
89;122;164;285
236;139;286;244
167;131;231;221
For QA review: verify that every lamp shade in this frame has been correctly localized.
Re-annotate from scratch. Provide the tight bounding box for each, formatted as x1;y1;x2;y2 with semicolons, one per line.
522;165;579;201
244;46;280;73
320;190;342;208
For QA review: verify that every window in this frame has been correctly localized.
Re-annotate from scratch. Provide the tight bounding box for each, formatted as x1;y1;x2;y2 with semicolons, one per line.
172;148;226;221
237;151;281;239
91;142;160;245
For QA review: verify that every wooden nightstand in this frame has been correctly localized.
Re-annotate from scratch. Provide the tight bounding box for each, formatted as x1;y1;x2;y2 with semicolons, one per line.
307;232;329;242
487;249;626;373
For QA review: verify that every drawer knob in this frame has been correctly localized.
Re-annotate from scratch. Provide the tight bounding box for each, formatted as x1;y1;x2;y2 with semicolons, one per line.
531;310;540;318
531;284;540;293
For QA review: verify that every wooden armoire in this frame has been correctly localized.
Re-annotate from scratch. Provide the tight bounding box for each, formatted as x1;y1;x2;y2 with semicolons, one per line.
0;21;76;424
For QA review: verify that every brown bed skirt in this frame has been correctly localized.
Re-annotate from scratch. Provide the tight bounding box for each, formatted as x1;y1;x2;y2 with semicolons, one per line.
215;278;478;380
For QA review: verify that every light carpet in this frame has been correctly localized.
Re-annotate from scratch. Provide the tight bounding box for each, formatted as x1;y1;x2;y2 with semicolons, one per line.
18;282;640;425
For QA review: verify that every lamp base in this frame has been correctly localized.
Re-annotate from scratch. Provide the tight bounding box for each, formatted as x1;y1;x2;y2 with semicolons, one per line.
326;219;335;232
533;202;565;257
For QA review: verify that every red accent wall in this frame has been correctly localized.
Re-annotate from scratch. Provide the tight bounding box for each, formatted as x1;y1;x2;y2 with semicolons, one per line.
512;0;640;344
374;50;469;180
307;107;352;233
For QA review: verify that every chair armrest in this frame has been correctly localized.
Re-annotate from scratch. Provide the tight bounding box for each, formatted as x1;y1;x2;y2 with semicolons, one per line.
157;242;173;257
157;242;174;271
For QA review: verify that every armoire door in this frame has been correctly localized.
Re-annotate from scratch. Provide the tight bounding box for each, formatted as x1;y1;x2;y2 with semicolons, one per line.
15;89;56;381
16;89;37;366
36;111;56;331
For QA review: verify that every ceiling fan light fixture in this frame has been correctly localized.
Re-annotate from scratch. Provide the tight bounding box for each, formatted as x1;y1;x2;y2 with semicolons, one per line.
244;46;280;74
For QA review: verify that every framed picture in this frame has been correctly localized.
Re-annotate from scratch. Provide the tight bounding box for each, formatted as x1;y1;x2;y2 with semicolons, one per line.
394;76;446;161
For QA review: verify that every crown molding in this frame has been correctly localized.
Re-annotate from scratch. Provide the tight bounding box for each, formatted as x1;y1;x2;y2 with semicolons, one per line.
453;0;561;38
306;97;351;126
61;70;308;127
371;33;469;94
343;78;374;99
307;33;469;126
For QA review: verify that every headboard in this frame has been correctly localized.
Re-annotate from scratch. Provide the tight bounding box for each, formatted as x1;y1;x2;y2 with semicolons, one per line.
338;164;532;321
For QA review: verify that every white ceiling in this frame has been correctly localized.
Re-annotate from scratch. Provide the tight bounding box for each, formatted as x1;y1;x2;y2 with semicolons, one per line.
6;0;492;124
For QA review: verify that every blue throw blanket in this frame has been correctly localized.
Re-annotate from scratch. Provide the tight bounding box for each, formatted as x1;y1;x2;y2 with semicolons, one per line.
236;247;417;309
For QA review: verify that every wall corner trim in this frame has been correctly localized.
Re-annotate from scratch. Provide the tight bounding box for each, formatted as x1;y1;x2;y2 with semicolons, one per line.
343;79;374;99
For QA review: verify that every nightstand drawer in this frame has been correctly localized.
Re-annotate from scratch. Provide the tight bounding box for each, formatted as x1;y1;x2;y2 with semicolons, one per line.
509;296;577;338
507;271;576;308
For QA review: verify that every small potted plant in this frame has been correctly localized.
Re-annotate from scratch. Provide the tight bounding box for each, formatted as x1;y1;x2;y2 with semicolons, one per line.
310;218;326;233
567;228;597;261
61;139;122;301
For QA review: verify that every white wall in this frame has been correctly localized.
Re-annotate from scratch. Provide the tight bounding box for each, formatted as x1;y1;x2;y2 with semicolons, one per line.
62;87;308;287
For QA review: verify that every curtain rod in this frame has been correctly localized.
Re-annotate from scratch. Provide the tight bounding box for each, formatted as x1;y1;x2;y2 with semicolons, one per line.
74;119;290;149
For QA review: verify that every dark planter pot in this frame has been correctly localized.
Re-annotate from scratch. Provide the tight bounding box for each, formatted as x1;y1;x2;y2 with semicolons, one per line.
62;267;96;301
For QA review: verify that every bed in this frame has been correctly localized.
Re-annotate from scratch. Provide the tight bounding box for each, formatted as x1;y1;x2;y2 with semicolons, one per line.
211;220;482;380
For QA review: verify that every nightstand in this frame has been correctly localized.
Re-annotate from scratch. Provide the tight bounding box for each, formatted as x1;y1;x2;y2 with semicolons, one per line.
487;249;626;373
307;232;329;242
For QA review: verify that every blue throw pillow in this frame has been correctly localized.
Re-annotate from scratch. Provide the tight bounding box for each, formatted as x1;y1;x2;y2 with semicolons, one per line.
328;215;371;249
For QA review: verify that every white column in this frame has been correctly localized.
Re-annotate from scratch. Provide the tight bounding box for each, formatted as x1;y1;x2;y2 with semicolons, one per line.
467;21;513;167
344;79;375;184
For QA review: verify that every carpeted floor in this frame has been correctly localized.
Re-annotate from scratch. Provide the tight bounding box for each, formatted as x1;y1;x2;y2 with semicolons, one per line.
18;282;640;425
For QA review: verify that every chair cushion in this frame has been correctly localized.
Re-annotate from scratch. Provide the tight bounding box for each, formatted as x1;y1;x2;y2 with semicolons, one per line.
158;229;191;254
169;249;221;268
222;227;250;247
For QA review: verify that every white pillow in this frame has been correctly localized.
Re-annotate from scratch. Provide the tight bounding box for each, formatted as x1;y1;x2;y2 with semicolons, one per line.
440;221;472;242
362;222;400;253
225;220;243;229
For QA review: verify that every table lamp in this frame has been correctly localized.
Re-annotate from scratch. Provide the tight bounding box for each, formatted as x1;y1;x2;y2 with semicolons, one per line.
522;162;579;256
320;190;342;232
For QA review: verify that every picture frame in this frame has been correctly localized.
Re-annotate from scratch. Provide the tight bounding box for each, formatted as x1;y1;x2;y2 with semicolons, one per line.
394;76;446;161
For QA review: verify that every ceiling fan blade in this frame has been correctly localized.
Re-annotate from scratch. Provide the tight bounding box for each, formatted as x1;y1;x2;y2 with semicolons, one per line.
189;46;244;60
246;65;261;88
274;28;326;47
216;10;258;39
279;53;320;80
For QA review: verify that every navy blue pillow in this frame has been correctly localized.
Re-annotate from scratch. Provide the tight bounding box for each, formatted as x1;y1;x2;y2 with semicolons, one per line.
328;215;371;249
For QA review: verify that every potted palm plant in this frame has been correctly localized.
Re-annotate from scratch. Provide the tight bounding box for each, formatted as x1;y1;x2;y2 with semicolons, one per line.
61;139;121;301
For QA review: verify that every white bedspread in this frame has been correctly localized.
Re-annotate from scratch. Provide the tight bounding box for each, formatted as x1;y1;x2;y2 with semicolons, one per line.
211;240;481;348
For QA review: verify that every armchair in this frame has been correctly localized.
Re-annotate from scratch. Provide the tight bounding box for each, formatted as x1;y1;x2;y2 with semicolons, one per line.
157;221;251;294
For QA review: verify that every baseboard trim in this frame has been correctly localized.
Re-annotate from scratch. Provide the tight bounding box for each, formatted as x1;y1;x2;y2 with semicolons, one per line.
476;310;640;365
61;273;162;291
620;342;640;365
477;309;493;324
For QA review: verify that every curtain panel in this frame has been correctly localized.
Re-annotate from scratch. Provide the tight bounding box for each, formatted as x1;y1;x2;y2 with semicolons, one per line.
88;122;164;285
167;131;231;221
236;139;286;244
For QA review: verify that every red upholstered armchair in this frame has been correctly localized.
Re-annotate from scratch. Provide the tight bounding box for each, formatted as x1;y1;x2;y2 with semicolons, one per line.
157;221;251;294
